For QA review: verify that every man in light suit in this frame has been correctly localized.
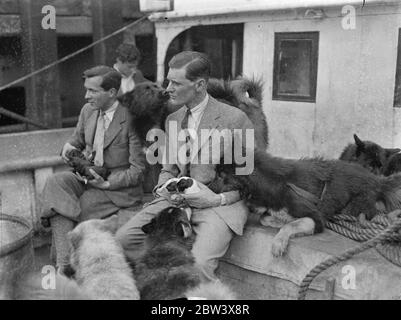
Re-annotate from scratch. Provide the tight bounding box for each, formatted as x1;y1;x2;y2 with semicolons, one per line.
116;51;254;281
41;66;145;275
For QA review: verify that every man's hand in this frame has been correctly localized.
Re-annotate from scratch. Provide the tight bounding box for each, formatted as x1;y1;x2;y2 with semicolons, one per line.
181;182;221;209
61;143;78;163
87;169;110;190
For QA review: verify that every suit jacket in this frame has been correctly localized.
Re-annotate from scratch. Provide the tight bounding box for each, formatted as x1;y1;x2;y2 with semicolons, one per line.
157;96;254;235
68;102;146;207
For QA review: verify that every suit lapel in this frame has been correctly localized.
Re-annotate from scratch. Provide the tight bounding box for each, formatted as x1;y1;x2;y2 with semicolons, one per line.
190;96;221;161
103;103;125;149
85;107;99;146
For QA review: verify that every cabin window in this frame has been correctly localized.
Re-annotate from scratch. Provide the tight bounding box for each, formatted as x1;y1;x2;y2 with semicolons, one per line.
273;32;319;102
394;29;401;108
164;24;243;81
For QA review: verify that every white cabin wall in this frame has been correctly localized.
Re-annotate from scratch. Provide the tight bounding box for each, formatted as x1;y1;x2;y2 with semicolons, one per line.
243;5;401;158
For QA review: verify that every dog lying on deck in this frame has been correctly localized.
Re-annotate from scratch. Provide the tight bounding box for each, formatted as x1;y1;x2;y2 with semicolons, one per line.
340;134;400;175
217;149;401;257
134;207;235;300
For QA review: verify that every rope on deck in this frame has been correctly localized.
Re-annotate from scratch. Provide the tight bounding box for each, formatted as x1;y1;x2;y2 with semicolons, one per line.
297;215;401;300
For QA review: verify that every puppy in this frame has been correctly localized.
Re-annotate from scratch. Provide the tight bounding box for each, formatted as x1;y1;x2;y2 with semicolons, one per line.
68;215;140;300
134;207;235;300
65;149;109;181
160;177;201;220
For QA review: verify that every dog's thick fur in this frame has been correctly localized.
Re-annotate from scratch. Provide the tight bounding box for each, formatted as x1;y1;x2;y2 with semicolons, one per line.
218;149;401;255
14;273;90;300
119;81;170;145
68;216;140;300
134;207;235;300
383;153;401;176
340;134;400;175
207;77;268;150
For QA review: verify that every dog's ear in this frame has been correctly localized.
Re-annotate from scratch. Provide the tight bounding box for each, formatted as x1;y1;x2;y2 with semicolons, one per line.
100;215;119;235
385;148;400;158
354;134;365;150
142;220;156;234
175;221;192;238
67;229;81;250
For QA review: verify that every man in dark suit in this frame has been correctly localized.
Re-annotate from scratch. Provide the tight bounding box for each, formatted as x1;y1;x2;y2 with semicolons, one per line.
116;51;254;281
113;43;150;96
41;65;145;275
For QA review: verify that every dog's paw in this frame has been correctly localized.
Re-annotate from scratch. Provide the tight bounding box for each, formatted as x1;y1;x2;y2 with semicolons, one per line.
260;215;286;228
271;235;289;257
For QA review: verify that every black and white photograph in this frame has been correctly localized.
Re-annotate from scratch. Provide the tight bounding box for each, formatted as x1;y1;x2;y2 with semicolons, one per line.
1;0;401;305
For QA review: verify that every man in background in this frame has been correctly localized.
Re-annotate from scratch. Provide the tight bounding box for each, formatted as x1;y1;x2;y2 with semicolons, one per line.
113;43;150;96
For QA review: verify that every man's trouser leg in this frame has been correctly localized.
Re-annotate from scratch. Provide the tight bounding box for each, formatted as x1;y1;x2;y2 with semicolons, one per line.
115;198;171;263
42;172;85;270
42;172;119;270
191;209;235;282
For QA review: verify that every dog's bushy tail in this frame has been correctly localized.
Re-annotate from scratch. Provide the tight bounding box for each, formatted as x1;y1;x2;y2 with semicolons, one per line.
231;77;264;107
185;280;236;300
380;173;401;212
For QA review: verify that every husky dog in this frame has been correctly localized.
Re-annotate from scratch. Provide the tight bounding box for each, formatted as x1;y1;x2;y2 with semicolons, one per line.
68;215;140;300
340;134;400;175
134;207;235;300
119;81;170;146
162;177;201;194
217;149;401;257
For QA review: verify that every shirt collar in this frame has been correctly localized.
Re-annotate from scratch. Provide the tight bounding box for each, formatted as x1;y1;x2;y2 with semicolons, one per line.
113;63;136;79
102;100;118;118
188;94;209;115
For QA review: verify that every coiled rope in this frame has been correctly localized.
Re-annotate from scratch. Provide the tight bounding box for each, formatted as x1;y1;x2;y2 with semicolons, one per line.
297;215;401;300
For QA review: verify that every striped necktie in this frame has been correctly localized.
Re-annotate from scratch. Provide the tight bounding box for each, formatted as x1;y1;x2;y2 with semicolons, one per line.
181;108;192;175
93;111;105;166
